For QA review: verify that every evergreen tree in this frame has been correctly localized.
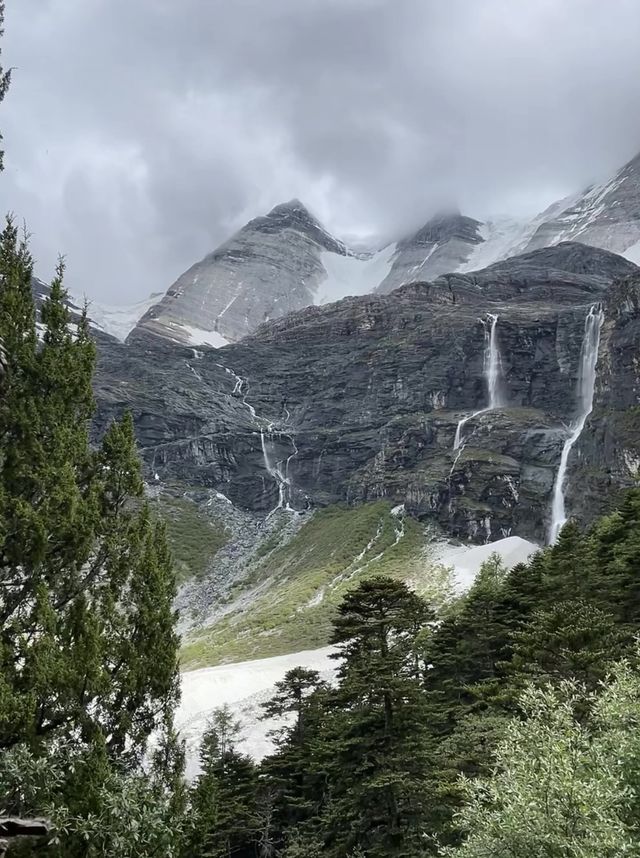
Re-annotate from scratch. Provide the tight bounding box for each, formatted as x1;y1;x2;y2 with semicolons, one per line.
505;598;622;692
261;668;330;837
423;553;510;731
0;218;181;854
186;706;257;858
587;489;640;629
316;577;435;857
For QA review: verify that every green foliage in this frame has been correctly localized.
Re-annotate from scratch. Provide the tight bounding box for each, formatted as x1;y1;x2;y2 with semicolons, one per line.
0;741;184;857
444;657;640;857
181;502;447;667
177;491;640;857
0;217;182;851
157;492;227;583
184;706;258;858
256;578;436;858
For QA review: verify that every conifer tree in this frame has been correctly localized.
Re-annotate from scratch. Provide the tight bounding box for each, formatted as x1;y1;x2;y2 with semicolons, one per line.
186;706;257;858
505;598;622;692
0;218;179;772
261;668;330;839
316;577;435;857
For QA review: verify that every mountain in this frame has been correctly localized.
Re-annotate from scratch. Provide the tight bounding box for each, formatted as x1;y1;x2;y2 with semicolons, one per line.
90;241;640;645
522;149;640;260
132;199;390;346
123;147;640;349
96;243;640;539
374;212;484;293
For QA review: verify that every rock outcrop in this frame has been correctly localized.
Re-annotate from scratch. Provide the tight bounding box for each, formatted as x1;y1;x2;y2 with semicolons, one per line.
94;243;640;546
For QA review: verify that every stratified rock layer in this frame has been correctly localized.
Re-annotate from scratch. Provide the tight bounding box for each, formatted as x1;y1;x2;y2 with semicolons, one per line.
134;200;349;345
96;243;640;545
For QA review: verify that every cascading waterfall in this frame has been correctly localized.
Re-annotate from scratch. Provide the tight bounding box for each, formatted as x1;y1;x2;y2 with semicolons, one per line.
453;313;505;450
219;361;299;517
548;304;604;544
485;313;505;410
260;428;299;516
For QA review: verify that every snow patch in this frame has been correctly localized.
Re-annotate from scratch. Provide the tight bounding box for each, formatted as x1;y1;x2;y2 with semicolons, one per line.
177;647;337;775
623;239;640;265
82;292;162;342
316;246;395;305
181;325;231;349
458;217;537;273
434;535;538;592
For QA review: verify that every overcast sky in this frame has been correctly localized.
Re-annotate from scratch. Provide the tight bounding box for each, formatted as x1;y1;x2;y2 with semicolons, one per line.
2;0;640;304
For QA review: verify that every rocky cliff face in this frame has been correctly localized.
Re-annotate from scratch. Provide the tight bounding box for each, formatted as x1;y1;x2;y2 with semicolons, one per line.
570;273;640;522
95;243;639;546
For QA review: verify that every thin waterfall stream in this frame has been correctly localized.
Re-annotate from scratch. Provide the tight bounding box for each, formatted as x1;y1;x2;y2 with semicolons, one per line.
548;304;604;543
453;313;505;450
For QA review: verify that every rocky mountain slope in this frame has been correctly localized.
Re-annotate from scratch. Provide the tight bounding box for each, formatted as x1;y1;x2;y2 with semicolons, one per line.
97;243;640;553
133;200;373;346
524;149;640;259
124;147;640;347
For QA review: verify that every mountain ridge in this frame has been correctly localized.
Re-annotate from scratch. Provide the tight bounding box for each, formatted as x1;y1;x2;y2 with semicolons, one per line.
124;145;640;347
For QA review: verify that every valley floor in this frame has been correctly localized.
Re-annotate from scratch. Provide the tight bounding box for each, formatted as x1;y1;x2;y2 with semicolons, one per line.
177;533;538;775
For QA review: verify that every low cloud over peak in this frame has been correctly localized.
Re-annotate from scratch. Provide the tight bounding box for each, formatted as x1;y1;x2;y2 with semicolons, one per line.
3;0;640;302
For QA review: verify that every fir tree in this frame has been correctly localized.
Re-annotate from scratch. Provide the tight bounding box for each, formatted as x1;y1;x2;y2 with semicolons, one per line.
0;219;181;836
186;706;257;858
505;598;622;692
316;577;435;857
261;668;330;838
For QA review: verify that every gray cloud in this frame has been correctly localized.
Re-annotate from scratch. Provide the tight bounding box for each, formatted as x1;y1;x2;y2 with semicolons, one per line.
2;0;640;302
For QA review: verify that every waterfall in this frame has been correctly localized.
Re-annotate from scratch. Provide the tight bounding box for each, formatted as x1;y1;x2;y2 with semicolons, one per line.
261;429;299;516
453;313;505;450
485;313;505;409
548;305;604;544
217;361;299;517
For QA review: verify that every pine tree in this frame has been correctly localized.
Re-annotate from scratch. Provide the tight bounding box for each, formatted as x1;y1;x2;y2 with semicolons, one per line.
316;577;435;858
0;219;179;770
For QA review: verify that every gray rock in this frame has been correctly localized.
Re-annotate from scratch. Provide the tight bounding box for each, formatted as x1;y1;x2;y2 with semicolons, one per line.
524;149;640;258
376;212;483;294
132;200;350;345
94;242;639;546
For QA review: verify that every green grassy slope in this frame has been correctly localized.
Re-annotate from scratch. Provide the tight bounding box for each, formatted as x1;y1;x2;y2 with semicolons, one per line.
156;493;228;583
181;501;451;668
